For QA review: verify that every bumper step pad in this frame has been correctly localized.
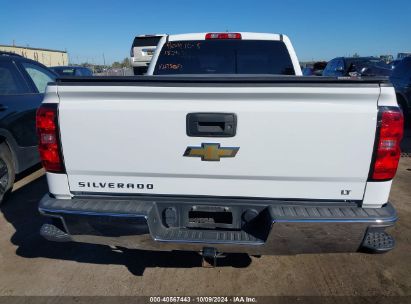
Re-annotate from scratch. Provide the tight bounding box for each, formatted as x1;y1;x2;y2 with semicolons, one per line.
153;226;263;244
40;223;71;242
362;231;395;253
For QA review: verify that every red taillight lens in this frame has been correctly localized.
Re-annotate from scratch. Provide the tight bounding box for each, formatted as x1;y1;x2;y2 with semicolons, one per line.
205;33;242;39
36;104;64;173
371;107;404;180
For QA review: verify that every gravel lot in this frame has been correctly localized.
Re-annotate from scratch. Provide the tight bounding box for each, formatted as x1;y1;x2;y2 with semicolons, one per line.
0;134;410;300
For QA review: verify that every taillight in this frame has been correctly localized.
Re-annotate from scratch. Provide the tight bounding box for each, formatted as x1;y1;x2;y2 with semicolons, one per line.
36;104;64;173
370;107;404;180
205;33;242;39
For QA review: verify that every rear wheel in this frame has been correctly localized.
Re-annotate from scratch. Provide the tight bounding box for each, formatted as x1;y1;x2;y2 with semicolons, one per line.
0;143;15;204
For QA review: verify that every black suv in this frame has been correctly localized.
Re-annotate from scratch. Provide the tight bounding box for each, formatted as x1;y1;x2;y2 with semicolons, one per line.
390;57;411;126
0;52;56;203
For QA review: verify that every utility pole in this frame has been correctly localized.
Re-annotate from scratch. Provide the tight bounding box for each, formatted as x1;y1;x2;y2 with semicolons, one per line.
103;53;106;66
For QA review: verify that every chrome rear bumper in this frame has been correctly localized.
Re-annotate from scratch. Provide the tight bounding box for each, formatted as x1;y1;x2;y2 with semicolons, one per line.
39;194;397;255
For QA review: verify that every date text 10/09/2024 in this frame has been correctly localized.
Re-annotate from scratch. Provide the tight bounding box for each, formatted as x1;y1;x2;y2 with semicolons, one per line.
149;297;257;303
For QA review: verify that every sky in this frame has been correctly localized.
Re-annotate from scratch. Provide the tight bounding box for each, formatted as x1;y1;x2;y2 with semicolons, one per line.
1;0;411;65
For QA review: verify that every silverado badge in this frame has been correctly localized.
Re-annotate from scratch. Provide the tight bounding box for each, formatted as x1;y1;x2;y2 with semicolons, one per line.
183;143;239;161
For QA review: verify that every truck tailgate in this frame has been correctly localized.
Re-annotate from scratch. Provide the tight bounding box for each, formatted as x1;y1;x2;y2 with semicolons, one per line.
56;82;379;201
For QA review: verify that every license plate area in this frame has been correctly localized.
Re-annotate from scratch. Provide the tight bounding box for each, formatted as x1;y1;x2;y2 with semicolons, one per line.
142;48;155;56
157;201;262;231
187;206;233;229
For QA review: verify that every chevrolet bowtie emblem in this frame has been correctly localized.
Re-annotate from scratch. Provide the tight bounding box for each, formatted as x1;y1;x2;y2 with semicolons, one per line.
183;143;239;161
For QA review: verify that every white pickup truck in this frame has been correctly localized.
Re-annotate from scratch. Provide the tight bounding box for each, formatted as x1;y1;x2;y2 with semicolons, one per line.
37;33;403;259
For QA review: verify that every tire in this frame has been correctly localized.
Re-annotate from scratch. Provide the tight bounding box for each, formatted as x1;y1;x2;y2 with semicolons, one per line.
0;143;15;204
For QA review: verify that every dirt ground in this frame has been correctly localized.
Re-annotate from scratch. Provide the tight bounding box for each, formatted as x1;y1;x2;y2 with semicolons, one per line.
0;138;410;299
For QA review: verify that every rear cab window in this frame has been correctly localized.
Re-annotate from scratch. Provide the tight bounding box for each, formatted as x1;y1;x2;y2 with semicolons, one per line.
153;40;295;75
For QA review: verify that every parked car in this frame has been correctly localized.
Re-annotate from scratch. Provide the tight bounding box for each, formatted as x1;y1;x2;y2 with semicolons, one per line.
302;61;327;76
50;66;93;76
0;52;56;203
323;57;392;77
390;57;411;125
130;34;165;75
38;33;400;262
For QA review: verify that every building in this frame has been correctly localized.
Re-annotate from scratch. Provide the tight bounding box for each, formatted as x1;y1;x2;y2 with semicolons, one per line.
0;44;68;67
